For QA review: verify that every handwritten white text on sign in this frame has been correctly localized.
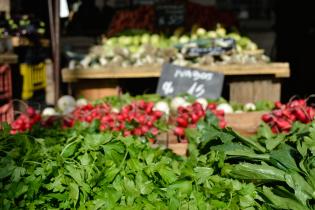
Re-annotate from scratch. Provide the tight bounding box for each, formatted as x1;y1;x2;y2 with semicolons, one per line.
174;68;214;81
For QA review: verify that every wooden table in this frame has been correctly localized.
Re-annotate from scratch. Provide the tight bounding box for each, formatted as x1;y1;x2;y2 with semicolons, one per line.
62;63;290;103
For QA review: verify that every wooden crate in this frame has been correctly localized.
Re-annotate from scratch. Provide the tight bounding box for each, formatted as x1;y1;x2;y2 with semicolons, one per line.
162;111;266;155
72;79;119;101
225;111;267;136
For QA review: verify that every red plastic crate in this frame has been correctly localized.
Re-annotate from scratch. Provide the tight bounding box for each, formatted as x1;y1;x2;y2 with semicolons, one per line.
0;101;13;124
0;65;12;100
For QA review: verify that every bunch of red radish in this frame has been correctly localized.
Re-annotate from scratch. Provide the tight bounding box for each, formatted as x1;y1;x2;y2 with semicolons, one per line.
100;100;163;141
262;99;315;133
173;102;227;140
67;100;165;142
10;107;41;134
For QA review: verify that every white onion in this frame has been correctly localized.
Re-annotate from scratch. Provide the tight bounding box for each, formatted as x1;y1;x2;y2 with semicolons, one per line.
76;98;88;107
111;107;120;113
244;103;256;111
153;101;170;116
170;97;186;112
42;107;57;116
217;103;233;113
195;98;208;110
57;95;76;113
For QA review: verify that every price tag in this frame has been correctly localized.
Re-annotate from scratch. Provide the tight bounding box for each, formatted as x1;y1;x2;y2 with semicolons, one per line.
155;3;185;27
179;38;236;58
156;63;224;99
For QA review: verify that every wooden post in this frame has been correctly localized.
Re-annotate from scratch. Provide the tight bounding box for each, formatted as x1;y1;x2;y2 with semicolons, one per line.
49;0;61;105
48;0;56;104
54;0;60;104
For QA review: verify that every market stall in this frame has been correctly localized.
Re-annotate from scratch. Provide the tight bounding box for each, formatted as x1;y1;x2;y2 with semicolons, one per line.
3;1;315;209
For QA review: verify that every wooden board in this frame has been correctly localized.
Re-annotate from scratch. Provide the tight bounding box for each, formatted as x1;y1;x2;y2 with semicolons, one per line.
62;63;290;82
72;79;119;101
0;53;18;64
225;111;267;136
229;77;281;103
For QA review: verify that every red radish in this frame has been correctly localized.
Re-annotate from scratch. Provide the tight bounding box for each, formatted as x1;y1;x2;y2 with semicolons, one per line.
174;127;185;137
262;114;272;122
138;100;146;109
191;113;199;124
137;115;146;124
219;120;227;128
294;108;307;123
176;117;188;127
192;102;203;111
145;102;154;113
271;126;278;133
27;107;36;116
150;127;159;136
141;125;149;133
153;111;163;118
207;103;217;110
146;121;153;127
214;109;225;117
148;138;155;143
307;107;315;120
274;101;283;109
298;99;307;107
133;128;142;136
123;130;131;137
99;124;107;131
275;119;291;130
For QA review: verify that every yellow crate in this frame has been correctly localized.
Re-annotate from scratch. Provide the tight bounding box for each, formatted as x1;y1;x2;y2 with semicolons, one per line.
20;62;46;100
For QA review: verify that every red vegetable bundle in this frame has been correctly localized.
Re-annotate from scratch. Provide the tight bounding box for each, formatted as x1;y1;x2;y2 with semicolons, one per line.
262;99;315;133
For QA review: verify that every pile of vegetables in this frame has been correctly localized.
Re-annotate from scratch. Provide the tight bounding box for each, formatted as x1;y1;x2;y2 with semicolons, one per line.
0;15;46;38
187;115;315;209
107;6;155;37
262;98;315;133
173;100;227;140
72;25;269;70
10;107;41;134
106;3;237;37
2;102;315;209
7;95;277;144
186;2;237;30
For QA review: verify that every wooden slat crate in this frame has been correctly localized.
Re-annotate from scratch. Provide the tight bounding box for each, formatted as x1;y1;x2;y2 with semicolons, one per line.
162;111;266;155
62;63;290;103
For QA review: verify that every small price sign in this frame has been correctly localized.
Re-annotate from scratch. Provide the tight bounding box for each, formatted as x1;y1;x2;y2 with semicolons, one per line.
155;3;185;27
157;64;224;99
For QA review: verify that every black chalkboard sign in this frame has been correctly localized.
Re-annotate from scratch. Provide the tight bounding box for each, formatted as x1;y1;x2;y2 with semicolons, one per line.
155;3;185;27
176;38;236;58
156;63;224;99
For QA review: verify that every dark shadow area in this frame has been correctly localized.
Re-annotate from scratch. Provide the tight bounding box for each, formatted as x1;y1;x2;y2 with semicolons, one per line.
274;1;315;101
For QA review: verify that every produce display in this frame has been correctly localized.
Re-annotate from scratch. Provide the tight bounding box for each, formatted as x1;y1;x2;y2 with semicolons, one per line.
262;98;315;133
7;95;274;140
107;6;155;37
0;15;46;38
2;99;315;209
106;3;237;37
72;26;269;70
